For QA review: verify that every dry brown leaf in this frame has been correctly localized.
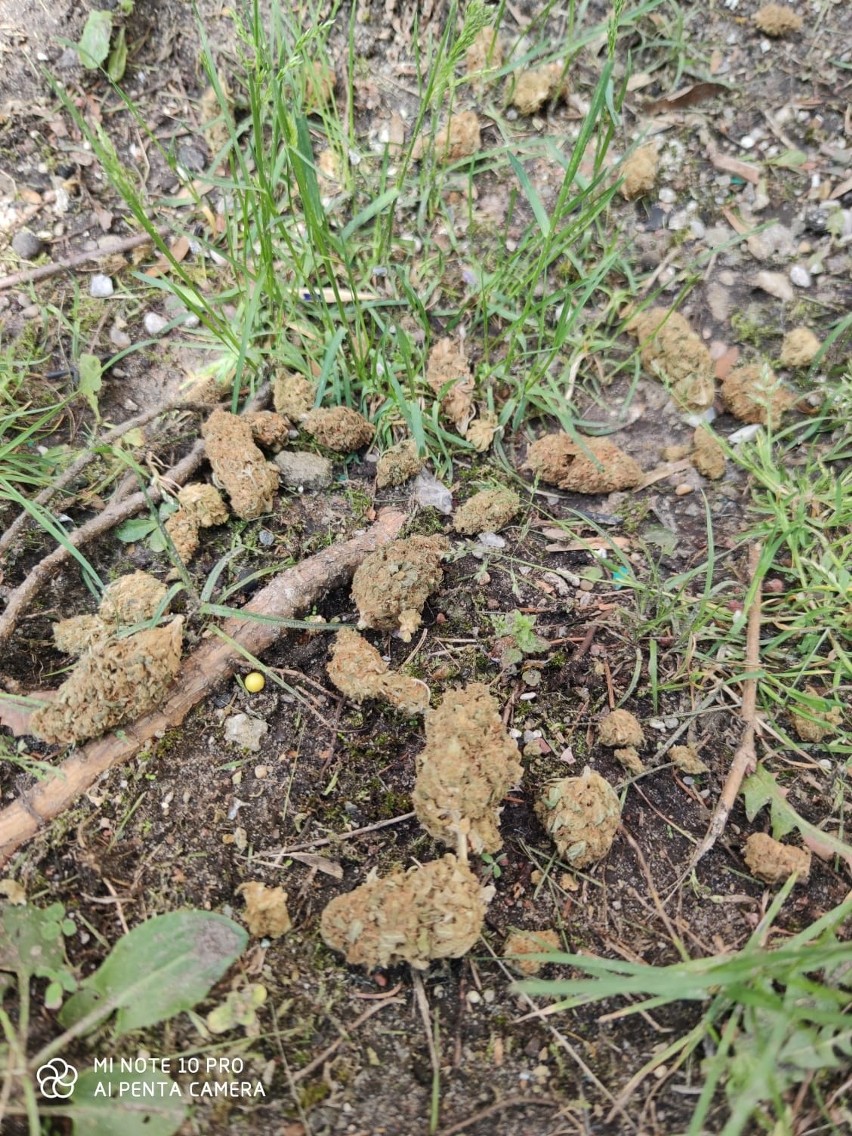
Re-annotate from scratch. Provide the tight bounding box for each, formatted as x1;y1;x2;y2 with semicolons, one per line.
707;147;761;185
644;82;728;114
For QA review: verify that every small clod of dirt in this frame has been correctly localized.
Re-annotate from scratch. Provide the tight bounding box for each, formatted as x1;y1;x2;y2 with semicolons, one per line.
598;708;644;748
320;854;491;970
670;745;710;775
419;110;481;162
271;373;316;420
692;426;726;480
302;406;375;452
620;145;659;200
201;409;279;520
503;928;561;975
244;410;290;451
510;62;569;115
351;535;449;641
326;628;429;714
165;482;229;562
239;882;292;939
412;683;523;854
627;307;716;412
779;327;821;368
465;27;503;77
721;364;793;425
523;433;643;493
743;833;811;884
535;767;622;868
452;487;520;535
753;3;803;37
375;438;423;488
613;746;645;775
31;618;184;744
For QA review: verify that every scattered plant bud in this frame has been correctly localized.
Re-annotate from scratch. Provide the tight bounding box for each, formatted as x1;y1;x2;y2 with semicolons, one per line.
620;145;658;199
743;833;811;884
413;683;523;854
753;4;803;37
327;628;429;714
669;745;709;775
272;372;316;420
627;307;715;412
721;364;793;425
504;928;561;975
453;487;520;535
376;438;423;488
352;535;449;641
240;882;292;937
779;327;820;368
302;406;375;451
202;410;279;519
320;854;491;970
535;767;621;868
598;709;644;748
691;426;726;480
523;433;643;494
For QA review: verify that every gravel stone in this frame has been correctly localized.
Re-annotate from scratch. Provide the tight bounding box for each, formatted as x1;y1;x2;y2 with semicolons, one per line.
89;274;114;298
274;450;333;491
11;229;44;260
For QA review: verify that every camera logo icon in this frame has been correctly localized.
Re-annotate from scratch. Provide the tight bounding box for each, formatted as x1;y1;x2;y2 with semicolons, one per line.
36;1058;78;1099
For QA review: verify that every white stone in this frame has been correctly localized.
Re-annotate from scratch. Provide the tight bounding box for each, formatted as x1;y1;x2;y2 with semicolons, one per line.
224;713;269;752
658;187;677;204
143;312;169;335
89;274;114;298
790;264;812;288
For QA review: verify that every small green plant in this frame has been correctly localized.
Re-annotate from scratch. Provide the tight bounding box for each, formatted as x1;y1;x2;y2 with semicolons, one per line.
518;883;852;1136
0;906;247;1135
490;609;549;667
75;1;135;81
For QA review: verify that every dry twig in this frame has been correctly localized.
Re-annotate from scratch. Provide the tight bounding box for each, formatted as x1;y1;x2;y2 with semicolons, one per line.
692;542;763;865
0;231;159;292
0;508;407;864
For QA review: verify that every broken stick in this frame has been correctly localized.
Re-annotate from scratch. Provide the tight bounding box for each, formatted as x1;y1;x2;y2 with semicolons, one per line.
0;508;407;865
692;541;764;865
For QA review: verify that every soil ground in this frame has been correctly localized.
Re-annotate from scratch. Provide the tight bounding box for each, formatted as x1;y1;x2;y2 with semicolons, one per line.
0;2;850;1135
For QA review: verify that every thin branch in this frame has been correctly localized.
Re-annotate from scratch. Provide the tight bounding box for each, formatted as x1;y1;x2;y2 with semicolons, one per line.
0;508;408;865
0;231;159;293
692;542;764;866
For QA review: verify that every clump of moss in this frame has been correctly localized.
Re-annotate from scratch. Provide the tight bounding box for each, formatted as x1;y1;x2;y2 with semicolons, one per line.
779;327;820;368
351;535;449;641
376;439;423;489
202;410;279;519
627;307;716;412
31;618;184;745
165;482;229;562
721;364;793;425
620;145;658;199
320;854;491;970
535;767;621;868
302;406;375;452
753;4;803;37
523;434;643;494
413;684;523;854
327;629;429;714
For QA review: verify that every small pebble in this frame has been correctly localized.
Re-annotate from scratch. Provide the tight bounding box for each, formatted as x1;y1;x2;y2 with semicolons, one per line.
740;135;756;150
789;265;812;288
11;229;44;260
259;529;275;547
110;326;131;349
658;187;677;204
649;718;667;731
89;274;114;298
143;312;169;335
674;483;693;496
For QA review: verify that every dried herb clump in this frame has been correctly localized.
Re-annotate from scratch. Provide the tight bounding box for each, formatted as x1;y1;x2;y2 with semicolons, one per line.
453;487;520;535
320;855;491;970
598;709;644;748
523;434;643;493
202;409;279;519
620;145;658;199
52;570;168;655
327;629;429;714
302;406;375;452
376;439;423;488
165;482;229;562
413;684;523;854
351;535;449;641
535;767;621;868
627;307;715;412
721;364;793;425
31;618;184;745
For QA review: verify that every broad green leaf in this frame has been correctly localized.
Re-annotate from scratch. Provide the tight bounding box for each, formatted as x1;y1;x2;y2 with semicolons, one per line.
77;354;103;420
116;516;157;543
742;764;852;869
108;26;128;82
65;1068;186;1136
0;902;77;992
58;912;247;1037
77;10;113;69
